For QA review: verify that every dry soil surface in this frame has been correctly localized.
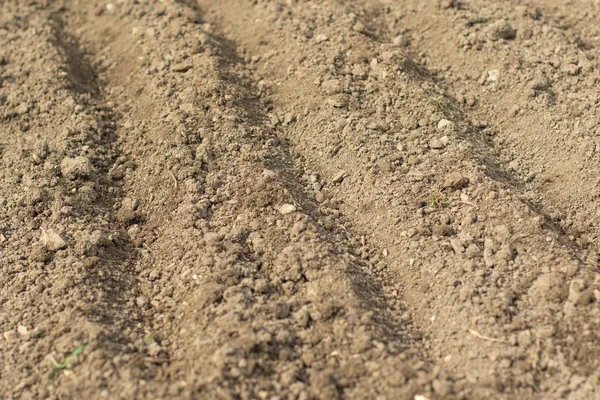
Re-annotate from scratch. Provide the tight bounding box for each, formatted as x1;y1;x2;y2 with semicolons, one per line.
1;0;600;399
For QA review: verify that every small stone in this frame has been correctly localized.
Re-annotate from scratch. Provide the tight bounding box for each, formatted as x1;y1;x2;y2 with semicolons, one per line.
315;192;324;203
279;204;297;215
430;139;445;150
61;156;92;180
487;70;499;83
332;171;346;184
15;102;29;115
315;34;329;43
392;34;407;47
3;330;17;343
17;325;29;337
450;238;464;254
508;160;519;170
44;229;68;251
437;119;454;130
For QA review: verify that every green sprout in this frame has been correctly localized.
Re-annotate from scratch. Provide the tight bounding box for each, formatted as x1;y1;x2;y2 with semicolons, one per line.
49;342;87;380
144;332;155;345
429;192;449;208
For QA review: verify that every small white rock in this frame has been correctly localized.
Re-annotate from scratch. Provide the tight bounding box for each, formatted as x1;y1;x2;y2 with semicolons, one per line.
279;204;297;215
392;34;407;47
430;139;445;150
487;70;499;82
17;325;28;337
332;171;346;184
3;330;17;343
262;169;277;179
437;119;454;130
315;34;329;43
44;229;68;251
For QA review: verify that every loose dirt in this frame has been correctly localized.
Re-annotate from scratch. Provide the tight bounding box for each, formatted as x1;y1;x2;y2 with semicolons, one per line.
1;0;599;399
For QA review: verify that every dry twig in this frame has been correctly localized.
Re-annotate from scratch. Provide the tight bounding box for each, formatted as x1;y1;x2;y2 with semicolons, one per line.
468;329;506;344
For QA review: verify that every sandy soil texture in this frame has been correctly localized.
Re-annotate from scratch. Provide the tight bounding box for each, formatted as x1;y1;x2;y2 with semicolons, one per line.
1;0;600;399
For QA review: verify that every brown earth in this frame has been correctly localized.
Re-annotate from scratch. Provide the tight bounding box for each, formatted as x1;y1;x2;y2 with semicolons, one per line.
1;0;599;399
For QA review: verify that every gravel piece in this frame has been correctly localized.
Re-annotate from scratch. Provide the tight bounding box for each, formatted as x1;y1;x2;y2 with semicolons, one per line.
332;171;346;184
44;229;68;251
279;204;297;214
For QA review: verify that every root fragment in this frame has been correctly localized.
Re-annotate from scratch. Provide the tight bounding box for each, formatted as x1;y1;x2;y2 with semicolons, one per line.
468;329;506;344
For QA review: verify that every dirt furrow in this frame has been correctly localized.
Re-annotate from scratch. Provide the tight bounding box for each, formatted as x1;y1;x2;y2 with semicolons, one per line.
379;0;600;255
196;0;600;398
0;2;147;398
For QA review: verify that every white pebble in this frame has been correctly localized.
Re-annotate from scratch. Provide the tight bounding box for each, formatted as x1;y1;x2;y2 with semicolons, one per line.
279;204;297;215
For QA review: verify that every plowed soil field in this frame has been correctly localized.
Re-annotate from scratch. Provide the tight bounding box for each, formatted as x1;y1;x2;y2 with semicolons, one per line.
1;0;600;399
